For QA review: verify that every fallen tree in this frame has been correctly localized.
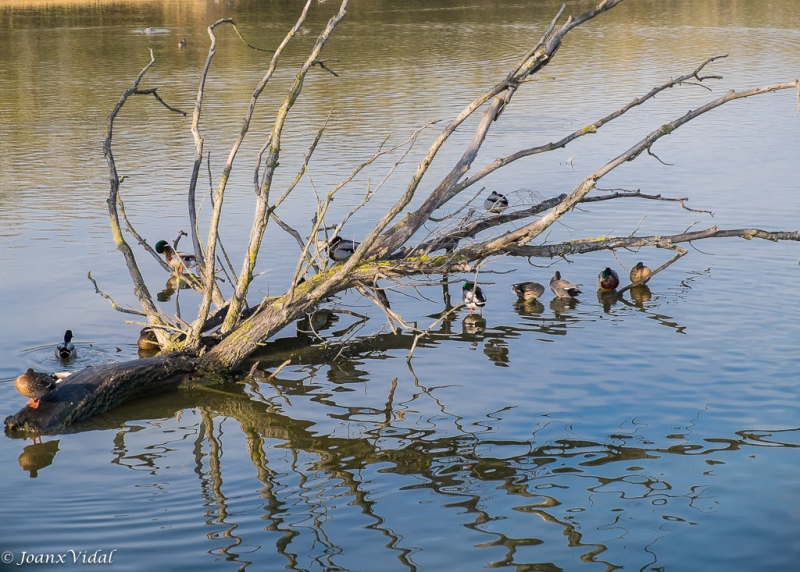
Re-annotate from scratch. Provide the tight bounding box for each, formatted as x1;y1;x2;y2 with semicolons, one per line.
6;0;800;434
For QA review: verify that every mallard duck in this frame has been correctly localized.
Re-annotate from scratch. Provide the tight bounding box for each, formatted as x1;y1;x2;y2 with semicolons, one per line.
178;38;187;48
630;261;652;283
138;327;160;351
155;240;196;273
484;191;509;214
511;281;545;301
15;369;58;409
462;282;486;315
597;267;620;291
550;271;582;298
326;236;360;262
56;330;76;359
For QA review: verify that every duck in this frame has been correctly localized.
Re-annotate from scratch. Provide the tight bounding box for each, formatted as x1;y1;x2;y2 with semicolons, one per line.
597;267;620;291
15;369;58;409
178;38;187;48
511;281;545;301
155;240;197;273
549;271;582;298
55;329;76;359
138;327;160;351
630;261;652;283
484;191;509;214
462;282;486;315
326;236;360;262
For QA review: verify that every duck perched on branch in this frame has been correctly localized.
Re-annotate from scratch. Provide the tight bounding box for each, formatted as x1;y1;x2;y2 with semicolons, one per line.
56;330;76;359
484;191;509;214
15;369;58;409
630;261;652;283
155;240;196;273
325;236;360;262
597;267;620;291
462;282;487;315
511;281;545;302
550;271;582;298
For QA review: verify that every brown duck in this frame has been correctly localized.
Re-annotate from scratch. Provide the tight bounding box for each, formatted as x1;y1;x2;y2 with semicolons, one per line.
15;369;58;409
630;262;652;283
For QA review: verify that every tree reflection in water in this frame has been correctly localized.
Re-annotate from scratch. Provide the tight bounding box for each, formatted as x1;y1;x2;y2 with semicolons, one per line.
22;349;788;572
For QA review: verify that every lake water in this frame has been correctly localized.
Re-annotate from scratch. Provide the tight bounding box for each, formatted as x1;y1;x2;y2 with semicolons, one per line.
2;0;800;570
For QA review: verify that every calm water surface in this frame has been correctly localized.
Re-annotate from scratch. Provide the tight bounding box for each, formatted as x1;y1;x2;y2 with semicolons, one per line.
1;0;800;570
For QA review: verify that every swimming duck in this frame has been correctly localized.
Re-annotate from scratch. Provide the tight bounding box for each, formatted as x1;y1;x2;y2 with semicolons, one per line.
155;240;197;273
630;262;652;283
511;281;545;301
138;327;160;351
56;330;76;359
462;282;487;315
15;369;58;409
597;267;620;291
484;191;509;214
178;38;187;48
326;236;360;262
549;271;582;298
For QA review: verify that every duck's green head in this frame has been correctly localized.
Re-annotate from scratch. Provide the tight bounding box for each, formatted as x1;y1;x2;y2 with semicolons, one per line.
601;267;614;279
154;240;168;254
463;281;475;290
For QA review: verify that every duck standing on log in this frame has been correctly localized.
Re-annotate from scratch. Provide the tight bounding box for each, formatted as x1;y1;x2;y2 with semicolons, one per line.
15;369;59;409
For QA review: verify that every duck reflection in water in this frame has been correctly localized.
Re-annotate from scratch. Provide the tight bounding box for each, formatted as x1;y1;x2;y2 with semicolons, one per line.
296;310;338;340
157;275;191;302
596;289;619;313
550;296;578;318
630;284;652;306
513;298;545;316
483;338;509;366
462;314;486;336
18;440;60;478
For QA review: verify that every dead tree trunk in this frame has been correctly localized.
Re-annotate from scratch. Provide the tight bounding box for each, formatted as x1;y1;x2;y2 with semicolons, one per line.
6;0;800;435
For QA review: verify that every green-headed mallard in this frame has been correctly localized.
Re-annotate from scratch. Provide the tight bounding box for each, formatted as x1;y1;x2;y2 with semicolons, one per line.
550;271;582;298
326;236;360;262
155;240;196;273
511;281;545;301
15;369;58;409
597;267;620;291
56;329;76;359
484;191;509;214
462;282;486;315
630;261;652;283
